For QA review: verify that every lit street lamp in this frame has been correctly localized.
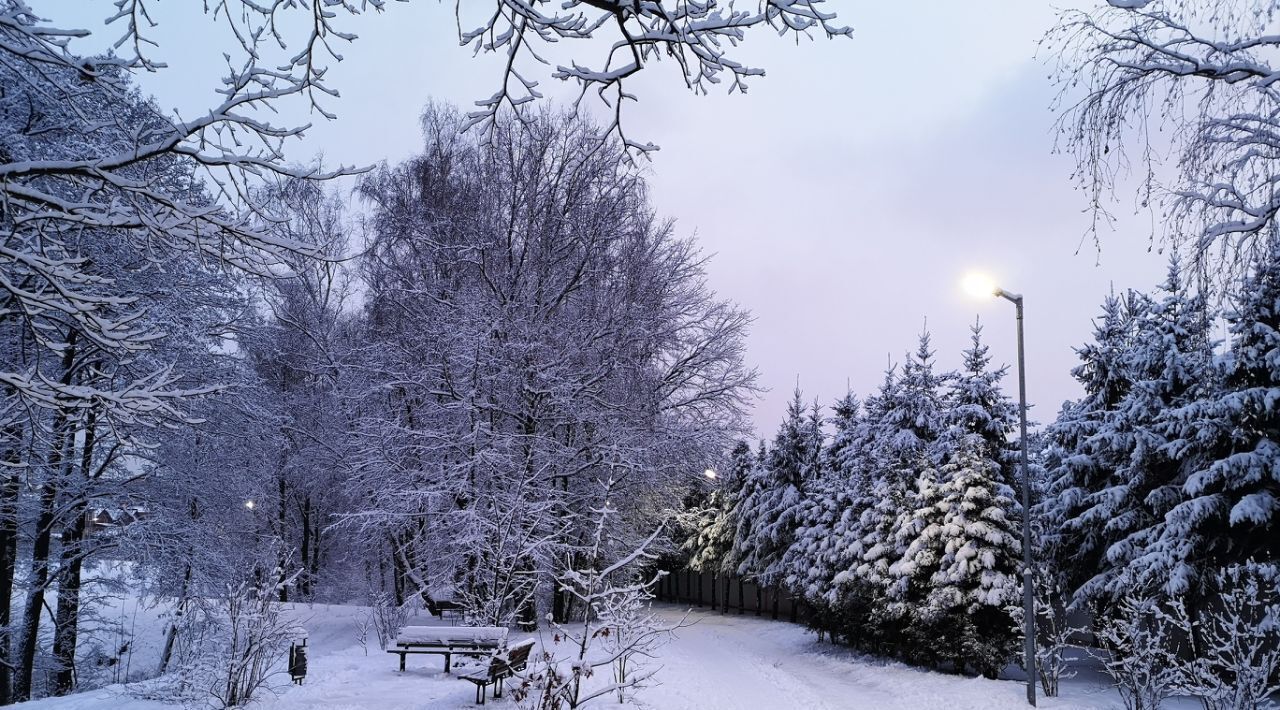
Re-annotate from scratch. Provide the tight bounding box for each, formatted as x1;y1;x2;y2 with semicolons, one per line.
703;468;718;481
963;272;1037;707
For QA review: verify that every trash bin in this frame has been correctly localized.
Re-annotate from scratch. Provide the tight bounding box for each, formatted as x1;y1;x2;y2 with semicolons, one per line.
288;629;308;685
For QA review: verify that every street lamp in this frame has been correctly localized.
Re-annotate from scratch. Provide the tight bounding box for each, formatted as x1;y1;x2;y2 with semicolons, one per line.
244;500;256;510
963;272;1037;707
703;468;718;481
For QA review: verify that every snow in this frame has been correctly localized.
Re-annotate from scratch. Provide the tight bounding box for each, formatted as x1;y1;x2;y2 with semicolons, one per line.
12;602;1188;710
395;626;508;645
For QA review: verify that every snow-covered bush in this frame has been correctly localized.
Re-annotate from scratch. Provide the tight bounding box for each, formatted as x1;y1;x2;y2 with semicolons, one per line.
595;570;675;703
1032;561;1080;698
514;501;684;709
127;572;298;708
354;611;374;657
209;577;298;708
368;591;410;651
1180;562;1280;710
1096;566;1280;710
1095;596;1186;710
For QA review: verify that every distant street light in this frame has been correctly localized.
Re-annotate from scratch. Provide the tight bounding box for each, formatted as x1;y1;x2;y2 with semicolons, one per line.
703;468;718;481
963;272;1037;707
244;500;256;510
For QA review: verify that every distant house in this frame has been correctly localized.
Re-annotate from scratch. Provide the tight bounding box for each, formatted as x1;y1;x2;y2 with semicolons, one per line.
87;506;145;535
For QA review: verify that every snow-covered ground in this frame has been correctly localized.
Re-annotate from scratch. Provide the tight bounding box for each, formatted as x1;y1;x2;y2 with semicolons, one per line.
16;602;1194;710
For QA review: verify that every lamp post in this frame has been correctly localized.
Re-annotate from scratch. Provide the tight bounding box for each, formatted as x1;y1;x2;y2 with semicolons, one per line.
963;273;1036;707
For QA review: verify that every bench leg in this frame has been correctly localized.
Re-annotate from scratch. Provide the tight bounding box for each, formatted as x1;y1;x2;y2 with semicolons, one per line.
495;676;504;698
398;653;405;672
476;681;486;705
444;652;451;674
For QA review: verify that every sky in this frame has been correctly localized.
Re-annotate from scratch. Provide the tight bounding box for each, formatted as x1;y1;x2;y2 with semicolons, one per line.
43;1;1168;436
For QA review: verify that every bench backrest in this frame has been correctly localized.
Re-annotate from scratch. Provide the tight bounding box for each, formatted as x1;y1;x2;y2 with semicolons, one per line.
487;639;535;678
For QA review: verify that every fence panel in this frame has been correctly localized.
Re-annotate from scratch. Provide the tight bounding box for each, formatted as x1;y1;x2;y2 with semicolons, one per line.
655;567;809;624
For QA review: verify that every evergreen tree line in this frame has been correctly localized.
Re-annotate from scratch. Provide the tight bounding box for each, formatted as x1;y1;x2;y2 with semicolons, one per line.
685;251;1280;693
685;324;1023;678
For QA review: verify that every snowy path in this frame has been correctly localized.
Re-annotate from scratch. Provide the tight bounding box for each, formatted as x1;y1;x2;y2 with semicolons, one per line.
17;603;1136;709
634;606;1117;710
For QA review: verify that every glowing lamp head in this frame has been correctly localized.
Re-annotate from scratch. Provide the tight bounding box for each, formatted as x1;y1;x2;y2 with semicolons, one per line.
244;500;255;510
704;468;717;480
962;273;999;300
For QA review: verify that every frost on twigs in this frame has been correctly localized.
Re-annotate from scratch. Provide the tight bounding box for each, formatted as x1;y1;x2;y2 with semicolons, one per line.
513;487;690;709
1046;0;1280;283
1178;562;1280;710
458;0;851;159
0;0;362;425
1093;596;1186;710
1094;565;1280;710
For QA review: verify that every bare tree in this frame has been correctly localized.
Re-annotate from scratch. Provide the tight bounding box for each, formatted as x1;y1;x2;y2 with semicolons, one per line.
457;0;851;151
346;105;756;631
1048;0;1280;279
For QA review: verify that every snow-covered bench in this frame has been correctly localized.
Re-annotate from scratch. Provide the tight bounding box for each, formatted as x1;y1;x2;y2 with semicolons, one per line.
425;596;465;624
459;639;535;705
387;626;509;674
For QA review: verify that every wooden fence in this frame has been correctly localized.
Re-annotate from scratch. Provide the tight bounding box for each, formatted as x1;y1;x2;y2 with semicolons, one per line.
653;568;810;624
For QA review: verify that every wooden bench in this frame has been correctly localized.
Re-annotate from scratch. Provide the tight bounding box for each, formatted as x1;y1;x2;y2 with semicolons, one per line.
425;597;465;624
460;639;535;705
387;626;508;674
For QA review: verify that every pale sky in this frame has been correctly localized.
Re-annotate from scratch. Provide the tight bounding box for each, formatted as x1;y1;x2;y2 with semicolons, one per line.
44;1;1167;436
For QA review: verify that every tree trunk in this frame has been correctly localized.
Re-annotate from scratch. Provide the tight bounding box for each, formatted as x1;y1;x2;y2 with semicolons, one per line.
50;508;88;695
159;564;193;674
0;421;23;705
299;496;312;598
277;473;288;603
515;558;538;632
553;581;566;623
51;411;97;695
308;505;321;596
15;431;69;701
389;535;405;606
15;336;78;702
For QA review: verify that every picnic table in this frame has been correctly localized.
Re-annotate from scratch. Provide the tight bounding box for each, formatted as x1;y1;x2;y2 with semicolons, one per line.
387;626;509;674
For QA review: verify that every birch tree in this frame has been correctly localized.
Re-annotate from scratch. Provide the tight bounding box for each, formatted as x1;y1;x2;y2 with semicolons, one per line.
1050;0;1280;277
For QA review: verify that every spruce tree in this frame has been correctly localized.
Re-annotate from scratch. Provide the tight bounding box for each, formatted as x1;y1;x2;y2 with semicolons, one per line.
1090;260;1213;600
1151;241;1280;595
686;441;753;575
848;332;945;656
928;433;1022;677
947;320;1019;492
1045;291;1144;597
888;325;1021;674
784;393;859;601
733;391;824;586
